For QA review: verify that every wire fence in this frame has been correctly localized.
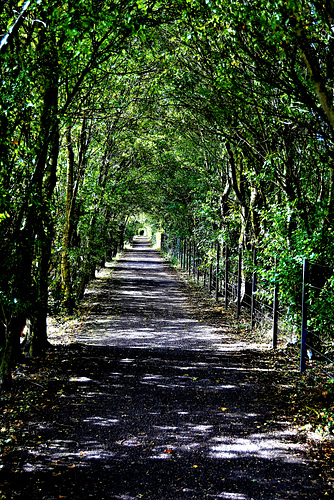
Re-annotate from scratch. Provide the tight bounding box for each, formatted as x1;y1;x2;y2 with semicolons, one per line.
161;234;334;378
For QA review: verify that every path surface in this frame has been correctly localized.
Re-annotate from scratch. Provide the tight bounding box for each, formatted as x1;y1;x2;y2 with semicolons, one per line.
2;237;326;499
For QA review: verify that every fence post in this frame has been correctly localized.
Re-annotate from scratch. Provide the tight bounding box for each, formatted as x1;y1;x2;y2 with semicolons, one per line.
300;258;309;373
184;241;187;270
225;244;229;309
209;259;213;293
272;255;278;349
215;241;220;302
180;239;183;268
251;246;257;330
193;241;196;279
237;247;242;319
184;240;187;270
197;248;200;283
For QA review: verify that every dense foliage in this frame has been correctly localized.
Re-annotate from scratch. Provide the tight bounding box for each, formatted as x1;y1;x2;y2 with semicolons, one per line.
1;0;334;388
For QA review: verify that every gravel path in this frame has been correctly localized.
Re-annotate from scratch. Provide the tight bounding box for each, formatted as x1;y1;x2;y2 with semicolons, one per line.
1;237;326;499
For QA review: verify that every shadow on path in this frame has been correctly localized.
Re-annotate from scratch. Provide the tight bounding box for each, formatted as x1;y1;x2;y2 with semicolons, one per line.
0;237;325;499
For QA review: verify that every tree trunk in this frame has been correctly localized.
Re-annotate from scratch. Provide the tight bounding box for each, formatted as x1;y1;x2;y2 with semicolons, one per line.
61;126;75;313
0;315;26;390
27;24;60;356
250;181;260;239
75;216;97;301
61;119;89;313
0;321;5;352
327;162;334;223
29;223;53;356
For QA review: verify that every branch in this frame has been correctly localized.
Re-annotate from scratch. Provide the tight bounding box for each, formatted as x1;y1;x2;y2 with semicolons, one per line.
0;1;31;54
295;28;334;133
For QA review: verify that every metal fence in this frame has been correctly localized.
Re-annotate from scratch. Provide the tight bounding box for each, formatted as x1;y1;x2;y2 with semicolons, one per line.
161;234;334;377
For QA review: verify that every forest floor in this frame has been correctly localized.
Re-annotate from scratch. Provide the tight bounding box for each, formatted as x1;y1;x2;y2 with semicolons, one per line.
1;237;334;499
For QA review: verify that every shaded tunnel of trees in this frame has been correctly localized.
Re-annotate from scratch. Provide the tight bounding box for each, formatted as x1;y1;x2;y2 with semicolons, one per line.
1;0;334;389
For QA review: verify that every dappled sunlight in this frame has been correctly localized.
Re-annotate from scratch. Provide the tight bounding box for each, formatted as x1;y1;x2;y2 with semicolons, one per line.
74;308;238;351
19;345;309;475
83;416;119;426
140;372;237;391
6;340;320;498
212;495;249;499
69;376;92;382
22;439;116;472
209;430;303;461
21;405;303;468
24;240;323;499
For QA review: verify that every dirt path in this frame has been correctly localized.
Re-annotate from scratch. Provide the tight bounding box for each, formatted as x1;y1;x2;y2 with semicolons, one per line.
0;237;328;499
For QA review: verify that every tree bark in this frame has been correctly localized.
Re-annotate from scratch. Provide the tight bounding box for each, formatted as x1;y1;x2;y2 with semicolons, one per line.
61;126;75;313
26;22;60;356
0;315;26;390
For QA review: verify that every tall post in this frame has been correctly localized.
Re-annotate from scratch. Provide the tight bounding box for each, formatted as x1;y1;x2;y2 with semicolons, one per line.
272;255;279;348
225;244;229;309
185;241;188;271
193;241;196;279
184;241;186;270
251;246;257;330
209;260;213;293
215;241;220;302
188;240;192;276
197;250;200;283
300;258;309;373
185;241;188;272
180;239;183;268
237;247;242;319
